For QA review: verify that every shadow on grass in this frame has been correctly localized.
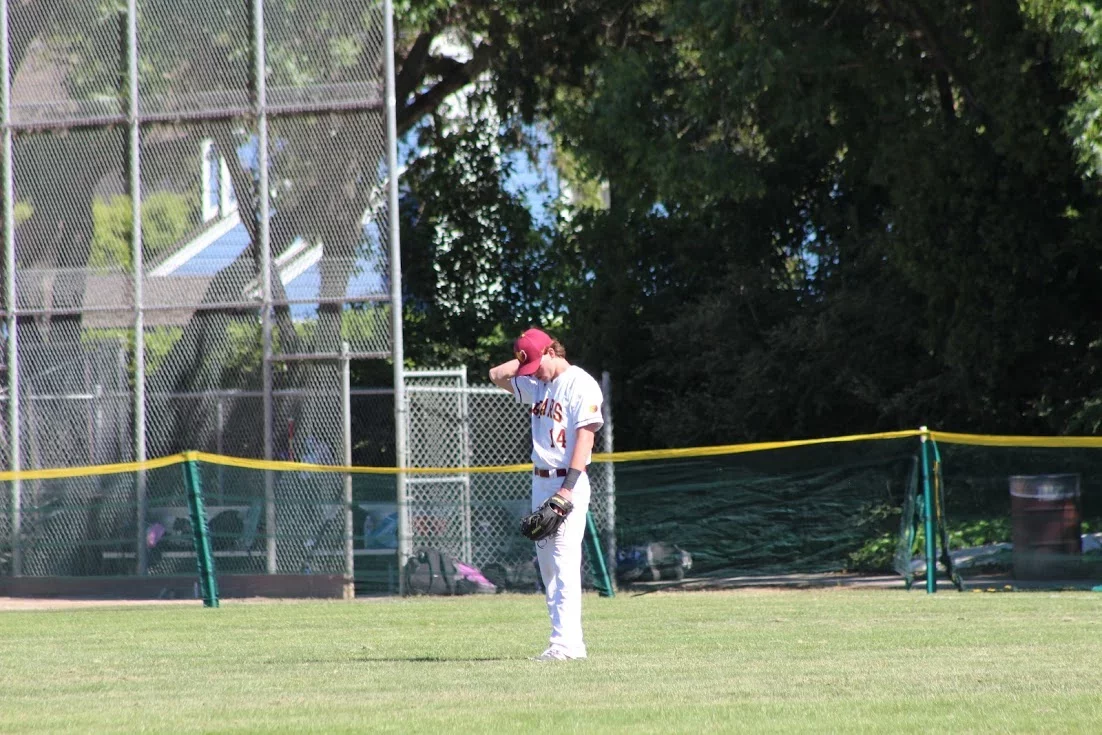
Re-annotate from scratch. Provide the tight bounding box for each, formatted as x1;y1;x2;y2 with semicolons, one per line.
352;656;513;663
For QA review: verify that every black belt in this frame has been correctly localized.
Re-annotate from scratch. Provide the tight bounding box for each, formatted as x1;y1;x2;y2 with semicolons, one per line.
533;467;591;478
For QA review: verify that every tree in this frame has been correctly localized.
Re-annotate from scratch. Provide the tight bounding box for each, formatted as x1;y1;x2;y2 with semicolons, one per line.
90;193;193;271
548;1;1102;446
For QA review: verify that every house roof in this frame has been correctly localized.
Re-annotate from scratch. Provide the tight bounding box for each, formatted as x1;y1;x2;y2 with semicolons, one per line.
80;273;216;329
148;210;386;322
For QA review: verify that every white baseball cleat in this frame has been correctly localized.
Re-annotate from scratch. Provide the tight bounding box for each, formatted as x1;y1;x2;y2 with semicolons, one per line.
530;648;586;662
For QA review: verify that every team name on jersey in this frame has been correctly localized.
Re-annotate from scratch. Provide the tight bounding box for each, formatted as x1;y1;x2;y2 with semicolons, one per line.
531;398;564;423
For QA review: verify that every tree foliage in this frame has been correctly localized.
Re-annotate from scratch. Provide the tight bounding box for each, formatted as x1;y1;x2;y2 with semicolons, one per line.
90;193;193;272
537;0;1102;448
400;104;543;365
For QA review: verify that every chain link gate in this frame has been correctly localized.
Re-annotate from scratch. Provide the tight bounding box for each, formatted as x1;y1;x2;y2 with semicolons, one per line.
403;369;616;583
405;369;474;563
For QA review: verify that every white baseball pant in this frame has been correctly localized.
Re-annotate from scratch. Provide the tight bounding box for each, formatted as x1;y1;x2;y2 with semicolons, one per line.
532;472;591;658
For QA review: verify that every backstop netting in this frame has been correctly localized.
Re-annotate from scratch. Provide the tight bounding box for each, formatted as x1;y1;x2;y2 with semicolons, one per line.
1;1;395;583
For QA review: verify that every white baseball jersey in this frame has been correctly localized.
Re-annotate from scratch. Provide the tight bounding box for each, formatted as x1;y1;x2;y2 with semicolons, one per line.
512;365;604;469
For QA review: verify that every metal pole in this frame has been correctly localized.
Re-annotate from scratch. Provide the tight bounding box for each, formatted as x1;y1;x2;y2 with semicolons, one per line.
182;452;219;607
116;339;127;461
253;0;276;575
459;365;472;563
25;390;35;470
215;397;225;503
920;426;936;594
126;0;148;575
584;511;615;597
92;384;103;464
341;341;354;600
1;0;21;577
601;370;616;583
86;372;95;463
384;0;409;592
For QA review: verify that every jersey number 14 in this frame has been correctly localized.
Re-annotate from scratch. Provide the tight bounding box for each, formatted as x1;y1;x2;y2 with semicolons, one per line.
549;428;567;448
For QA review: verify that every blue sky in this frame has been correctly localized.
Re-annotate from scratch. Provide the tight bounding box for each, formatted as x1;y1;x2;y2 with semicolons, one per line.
502;125;561;227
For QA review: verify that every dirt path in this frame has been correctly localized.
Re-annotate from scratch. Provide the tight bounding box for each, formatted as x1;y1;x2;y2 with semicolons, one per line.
0;596;205;611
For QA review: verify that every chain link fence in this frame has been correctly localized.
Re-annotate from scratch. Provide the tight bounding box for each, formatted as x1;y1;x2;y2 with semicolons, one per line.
1;1;394;583
0;3;615;593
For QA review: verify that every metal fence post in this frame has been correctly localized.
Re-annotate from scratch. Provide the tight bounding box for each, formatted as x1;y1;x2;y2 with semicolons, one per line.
341;342;354;600
384;0;409;593
215;398;225;504
182;452;219;607
585;511;614;597
1;0;21;577
125;0;149;577
601;371;616;584
459;365;472;563
920;426;936;594
252;0;277;577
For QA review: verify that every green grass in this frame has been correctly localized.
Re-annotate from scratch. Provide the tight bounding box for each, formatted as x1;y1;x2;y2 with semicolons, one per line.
2;589;1102;733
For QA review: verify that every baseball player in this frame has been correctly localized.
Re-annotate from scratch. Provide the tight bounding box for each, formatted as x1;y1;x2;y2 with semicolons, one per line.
489;327;604;661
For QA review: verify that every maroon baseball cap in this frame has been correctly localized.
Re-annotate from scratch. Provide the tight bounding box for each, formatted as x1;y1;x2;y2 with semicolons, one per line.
513;328;553;376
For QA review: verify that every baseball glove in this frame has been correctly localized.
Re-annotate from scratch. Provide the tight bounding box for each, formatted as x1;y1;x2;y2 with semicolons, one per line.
520;493;574;542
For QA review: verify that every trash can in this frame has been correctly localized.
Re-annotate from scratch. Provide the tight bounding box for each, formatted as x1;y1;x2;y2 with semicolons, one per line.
1009;474;1082;579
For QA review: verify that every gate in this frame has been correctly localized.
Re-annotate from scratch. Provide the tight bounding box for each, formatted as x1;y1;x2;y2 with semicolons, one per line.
403;369;616;574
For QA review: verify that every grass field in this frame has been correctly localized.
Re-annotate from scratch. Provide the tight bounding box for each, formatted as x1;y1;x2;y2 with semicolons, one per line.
2;588;1101;733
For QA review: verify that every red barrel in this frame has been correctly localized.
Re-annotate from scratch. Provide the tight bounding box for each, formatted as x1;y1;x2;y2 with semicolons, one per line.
1010;474;1081;579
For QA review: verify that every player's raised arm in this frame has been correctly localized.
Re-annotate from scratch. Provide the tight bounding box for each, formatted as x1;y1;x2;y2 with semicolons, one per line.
489;359;520;394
